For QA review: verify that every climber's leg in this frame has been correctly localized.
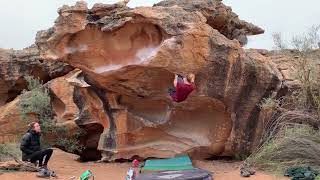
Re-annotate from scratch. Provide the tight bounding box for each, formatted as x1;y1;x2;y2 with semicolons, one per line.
168;87;176;96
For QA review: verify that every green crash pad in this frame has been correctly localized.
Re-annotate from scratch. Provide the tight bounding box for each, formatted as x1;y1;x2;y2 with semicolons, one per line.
142;155;193;171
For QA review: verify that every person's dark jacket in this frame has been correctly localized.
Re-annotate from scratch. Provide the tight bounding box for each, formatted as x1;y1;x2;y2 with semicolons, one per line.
20;130;41;161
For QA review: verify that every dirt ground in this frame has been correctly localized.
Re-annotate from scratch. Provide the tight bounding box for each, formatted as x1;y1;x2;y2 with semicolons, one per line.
0;148;288;180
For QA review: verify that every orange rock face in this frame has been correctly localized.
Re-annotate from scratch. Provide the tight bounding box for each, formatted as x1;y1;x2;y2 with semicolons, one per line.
1;0;284;161
0;46;73;107
0;94;38;143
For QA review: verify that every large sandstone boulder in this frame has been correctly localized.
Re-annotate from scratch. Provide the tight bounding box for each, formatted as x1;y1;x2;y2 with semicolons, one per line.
31;0;282;161
0;0;290;161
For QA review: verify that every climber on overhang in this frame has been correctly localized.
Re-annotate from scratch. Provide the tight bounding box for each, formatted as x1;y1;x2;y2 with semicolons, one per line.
168;73;196;102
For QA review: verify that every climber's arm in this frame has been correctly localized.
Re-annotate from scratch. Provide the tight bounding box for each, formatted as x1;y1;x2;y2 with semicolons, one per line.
173;74;178;87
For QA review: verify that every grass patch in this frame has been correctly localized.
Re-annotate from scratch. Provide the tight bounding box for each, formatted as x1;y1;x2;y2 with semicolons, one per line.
246;123;320;174
258;96;279;110
0;143;20;162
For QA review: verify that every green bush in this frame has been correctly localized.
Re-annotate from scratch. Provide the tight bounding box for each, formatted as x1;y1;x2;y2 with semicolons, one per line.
56;137;84;153
51;126;86;153
19;75;51;122
18;75;84;154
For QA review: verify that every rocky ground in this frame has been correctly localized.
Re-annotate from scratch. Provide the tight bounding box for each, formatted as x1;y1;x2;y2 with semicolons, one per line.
0;149;288;180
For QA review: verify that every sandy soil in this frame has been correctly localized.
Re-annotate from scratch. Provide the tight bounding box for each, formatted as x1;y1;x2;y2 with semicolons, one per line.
0;149;288;180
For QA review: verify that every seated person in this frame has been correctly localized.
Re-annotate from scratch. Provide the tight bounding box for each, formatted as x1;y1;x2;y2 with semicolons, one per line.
20;122;53;169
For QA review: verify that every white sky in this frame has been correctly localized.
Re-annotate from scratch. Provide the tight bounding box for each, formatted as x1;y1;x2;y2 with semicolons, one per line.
0;0;319;50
